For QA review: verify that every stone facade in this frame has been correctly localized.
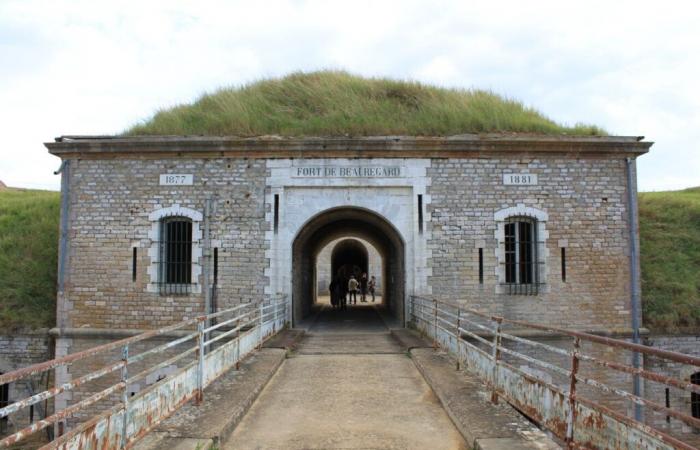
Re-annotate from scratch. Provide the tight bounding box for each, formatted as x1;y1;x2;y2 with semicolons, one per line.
428;156;632;329
43;135;653;434
61;158;268;330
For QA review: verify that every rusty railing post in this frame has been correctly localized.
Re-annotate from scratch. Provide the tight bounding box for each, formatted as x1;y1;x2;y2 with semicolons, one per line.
456;308;461;370
196;319;205;404
566;337;580;447
120;344;129;448
490;317;503;404
433;299;438;348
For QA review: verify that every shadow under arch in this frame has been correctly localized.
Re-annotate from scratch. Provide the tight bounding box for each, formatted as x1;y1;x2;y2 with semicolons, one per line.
330;238;370;283
292;206;406;327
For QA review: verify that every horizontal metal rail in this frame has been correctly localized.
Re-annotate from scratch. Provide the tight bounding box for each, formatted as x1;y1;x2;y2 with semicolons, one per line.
410;295;700;450
0;296;289;449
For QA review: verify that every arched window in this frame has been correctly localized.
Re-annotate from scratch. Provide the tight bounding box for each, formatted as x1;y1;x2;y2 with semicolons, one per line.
159;217;193;295
504;217;538;289
494;205;548;295
692;372;700;419
147;204;202;295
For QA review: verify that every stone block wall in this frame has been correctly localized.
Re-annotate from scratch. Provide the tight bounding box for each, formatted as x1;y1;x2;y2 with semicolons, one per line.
0;331;51;437
52;150;643;435
62;158;268;331
643;335;700;446
427;156;632;330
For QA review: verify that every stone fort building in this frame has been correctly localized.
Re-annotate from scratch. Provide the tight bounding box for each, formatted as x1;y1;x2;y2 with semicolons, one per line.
43;134;655;426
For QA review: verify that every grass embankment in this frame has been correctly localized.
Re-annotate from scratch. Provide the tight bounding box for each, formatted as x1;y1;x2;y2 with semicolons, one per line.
125;71;605;137
639;187;700;332
0;188;59;330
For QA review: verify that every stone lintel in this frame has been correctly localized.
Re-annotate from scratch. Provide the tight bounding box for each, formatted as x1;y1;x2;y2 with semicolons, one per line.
45;135;652;159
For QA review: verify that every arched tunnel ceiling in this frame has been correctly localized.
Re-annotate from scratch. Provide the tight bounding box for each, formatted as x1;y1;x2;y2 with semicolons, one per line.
331;238;370;276
292;207;406;325
295;207;404;258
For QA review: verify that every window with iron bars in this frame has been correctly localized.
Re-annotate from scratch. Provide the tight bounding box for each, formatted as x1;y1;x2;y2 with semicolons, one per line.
503;217;543;295
0;377;8;432
692;371;700;419
158;217;193;295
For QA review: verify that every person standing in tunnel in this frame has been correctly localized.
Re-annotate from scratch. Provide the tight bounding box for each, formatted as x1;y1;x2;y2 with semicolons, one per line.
338;275;348;311
329;277;338;309
360;273;368;302
368;276;376;302
331;276;347;311
348;275;358;305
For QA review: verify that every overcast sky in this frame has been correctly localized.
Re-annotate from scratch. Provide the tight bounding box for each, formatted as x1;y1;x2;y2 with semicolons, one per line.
1;1;698;191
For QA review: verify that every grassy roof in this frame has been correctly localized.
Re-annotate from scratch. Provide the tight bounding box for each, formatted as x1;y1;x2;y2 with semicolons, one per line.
124;71;606;137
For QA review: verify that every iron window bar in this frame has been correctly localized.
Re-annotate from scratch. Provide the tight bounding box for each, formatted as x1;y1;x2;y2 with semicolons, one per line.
502;216;544;295
158;217;193;295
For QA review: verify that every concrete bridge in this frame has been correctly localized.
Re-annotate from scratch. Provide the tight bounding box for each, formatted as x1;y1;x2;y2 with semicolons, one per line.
1;297;699;450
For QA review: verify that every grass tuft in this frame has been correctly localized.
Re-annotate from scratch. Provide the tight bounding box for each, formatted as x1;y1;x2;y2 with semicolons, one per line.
124;70;606;137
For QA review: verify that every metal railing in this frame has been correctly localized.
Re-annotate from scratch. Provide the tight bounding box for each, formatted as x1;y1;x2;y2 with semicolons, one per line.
0;296;288;450
410;295;700;450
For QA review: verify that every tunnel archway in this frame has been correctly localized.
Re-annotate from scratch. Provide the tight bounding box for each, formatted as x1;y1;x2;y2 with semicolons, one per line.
292;207;405;326
330;239;369;284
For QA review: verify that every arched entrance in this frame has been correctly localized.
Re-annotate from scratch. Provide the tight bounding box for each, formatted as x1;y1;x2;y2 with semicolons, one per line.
292;207;405;326
330;239;369;284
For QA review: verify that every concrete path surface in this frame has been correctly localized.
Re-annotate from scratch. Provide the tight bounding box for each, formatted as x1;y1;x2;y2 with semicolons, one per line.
225;305;467;450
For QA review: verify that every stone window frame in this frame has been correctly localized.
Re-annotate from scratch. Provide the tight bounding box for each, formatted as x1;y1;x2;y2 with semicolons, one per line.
494;205;548;295
147;204;203;294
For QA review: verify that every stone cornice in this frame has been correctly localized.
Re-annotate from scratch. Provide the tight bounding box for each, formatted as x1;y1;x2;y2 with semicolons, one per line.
45;134;652;159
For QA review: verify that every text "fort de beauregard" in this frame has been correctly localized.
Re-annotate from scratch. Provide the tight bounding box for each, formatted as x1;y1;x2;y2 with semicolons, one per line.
294;166;402;178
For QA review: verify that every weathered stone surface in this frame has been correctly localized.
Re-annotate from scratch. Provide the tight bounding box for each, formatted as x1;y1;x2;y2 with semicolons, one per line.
46;137;649;440
427;157;632;330
225;306;467;450
410;347;560;449
0;331;51;433
133;348;285;450
642;335;700;447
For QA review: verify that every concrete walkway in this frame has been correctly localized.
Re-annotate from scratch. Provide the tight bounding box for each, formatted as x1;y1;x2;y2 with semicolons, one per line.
225;305;467;450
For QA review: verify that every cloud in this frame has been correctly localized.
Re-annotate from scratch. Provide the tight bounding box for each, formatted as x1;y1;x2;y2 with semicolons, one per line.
0;0;698;191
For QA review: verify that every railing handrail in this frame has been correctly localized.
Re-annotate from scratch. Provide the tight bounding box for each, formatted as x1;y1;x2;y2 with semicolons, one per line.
0;297;289;449
410;295;700;450
411;295;700;367
0;303;261;386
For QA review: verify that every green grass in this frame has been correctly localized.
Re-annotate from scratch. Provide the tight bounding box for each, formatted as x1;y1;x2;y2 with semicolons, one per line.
639;187;700;332
1;186;697;333
0;188;59;330
124;70;605;137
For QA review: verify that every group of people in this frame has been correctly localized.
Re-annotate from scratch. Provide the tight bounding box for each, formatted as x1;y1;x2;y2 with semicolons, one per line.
328;273;376;310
